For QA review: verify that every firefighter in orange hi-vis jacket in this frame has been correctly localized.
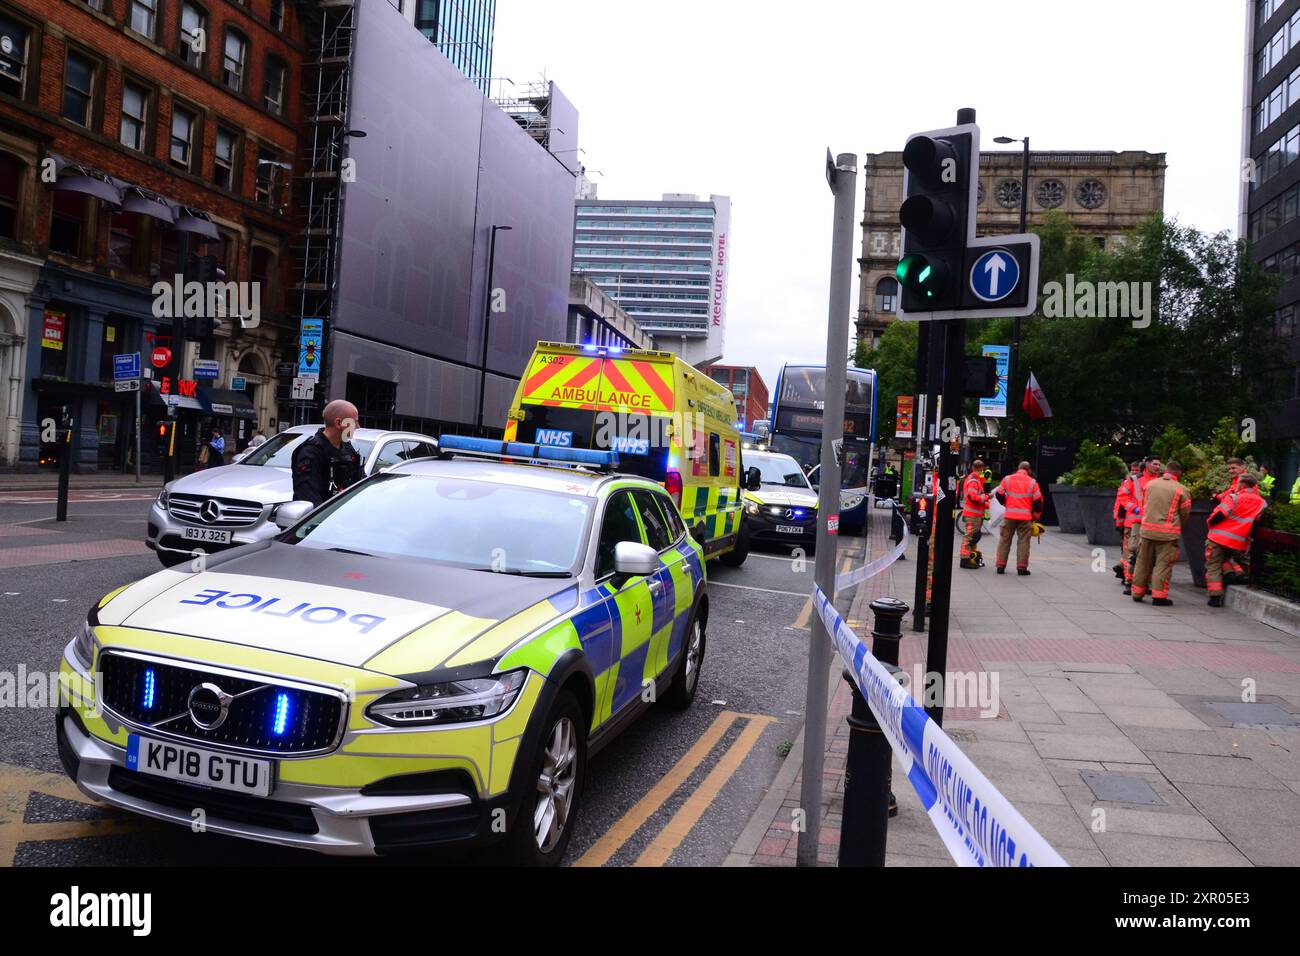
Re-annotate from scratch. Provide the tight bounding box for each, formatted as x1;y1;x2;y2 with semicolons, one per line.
960;458;990;569
1205;474;1268;607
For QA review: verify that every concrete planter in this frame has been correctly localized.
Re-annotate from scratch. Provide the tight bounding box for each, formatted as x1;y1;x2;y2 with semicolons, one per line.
1179;499;1216;589
1050;483;1084;533
1078;486;1123;546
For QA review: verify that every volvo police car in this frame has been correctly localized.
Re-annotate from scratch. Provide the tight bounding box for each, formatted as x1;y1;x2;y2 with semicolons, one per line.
59;437;707;864
147;425;438;568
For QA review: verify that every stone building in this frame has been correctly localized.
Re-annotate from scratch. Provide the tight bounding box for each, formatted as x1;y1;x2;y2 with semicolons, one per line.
856;149;1167;350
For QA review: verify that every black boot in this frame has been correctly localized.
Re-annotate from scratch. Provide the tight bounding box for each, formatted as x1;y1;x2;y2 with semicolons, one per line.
1017;568;1031;576
1123;584;1132;595
996;566;1006;575
1152;597;1173;607
1208;595;1224;607
1112;563;1124;579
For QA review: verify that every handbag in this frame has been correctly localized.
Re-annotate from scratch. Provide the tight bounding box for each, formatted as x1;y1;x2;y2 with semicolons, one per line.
198;444;209;466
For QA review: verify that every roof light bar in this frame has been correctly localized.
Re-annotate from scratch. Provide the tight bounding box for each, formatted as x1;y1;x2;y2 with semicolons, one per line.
439;435;621;469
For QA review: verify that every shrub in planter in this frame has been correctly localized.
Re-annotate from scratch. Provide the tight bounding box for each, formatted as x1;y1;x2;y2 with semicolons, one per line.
1069;442;1126;546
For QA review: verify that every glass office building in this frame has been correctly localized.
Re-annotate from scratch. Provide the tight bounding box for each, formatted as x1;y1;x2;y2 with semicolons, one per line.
409;0;496;93
573;194;731;366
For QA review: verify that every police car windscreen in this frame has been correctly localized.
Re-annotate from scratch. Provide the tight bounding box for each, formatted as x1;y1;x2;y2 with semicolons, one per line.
242;432;373;468
749;453;811;489
288;474;589;574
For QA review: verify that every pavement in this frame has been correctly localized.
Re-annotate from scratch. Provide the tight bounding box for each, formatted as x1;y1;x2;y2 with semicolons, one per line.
726;515;1300;867
0;471;164;492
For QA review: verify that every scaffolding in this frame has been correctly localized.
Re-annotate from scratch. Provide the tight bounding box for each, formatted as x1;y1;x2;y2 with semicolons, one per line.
492;79;556;150
288;0;357;423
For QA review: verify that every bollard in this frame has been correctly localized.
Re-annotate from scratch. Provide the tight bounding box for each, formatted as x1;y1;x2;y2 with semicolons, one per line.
56;411;72;523
839;596;909;867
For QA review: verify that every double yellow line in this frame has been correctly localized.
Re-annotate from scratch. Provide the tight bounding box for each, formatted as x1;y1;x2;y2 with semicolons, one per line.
574;710;774;867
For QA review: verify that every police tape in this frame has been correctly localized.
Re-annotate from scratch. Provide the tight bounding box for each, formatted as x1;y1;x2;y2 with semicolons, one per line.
812;586;1068;867
835;503;909;591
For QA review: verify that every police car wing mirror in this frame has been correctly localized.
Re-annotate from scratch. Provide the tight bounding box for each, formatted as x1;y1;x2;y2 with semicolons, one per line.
745;467;762;491
613;541;659;583
274;500;315;530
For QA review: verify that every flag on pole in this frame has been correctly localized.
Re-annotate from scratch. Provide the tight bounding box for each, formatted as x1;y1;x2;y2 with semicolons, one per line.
1023;372;1053;420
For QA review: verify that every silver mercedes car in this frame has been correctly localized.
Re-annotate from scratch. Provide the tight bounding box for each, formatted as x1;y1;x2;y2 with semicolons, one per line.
146;425;439;566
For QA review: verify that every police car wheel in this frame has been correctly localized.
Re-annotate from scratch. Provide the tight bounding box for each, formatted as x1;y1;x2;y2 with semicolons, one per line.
662;614;705;710
505;691;586;865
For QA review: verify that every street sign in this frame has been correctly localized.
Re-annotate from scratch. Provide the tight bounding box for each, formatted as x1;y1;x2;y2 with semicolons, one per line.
231;376;247;391
276;362;294;378
970;249;1019;302
113;352;140;381
291;377;315;400
193;359;220;380
151;346;172;369
114;379;140;393
298;318;324;380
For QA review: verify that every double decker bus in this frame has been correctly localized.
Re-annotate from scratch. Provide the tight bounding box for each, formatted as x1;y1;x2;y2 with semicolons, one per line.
768;364;877;534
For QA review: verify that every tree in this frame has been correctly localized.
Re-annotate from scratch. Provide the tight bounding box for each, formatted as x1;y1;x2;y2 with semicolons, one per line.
854;320;916;441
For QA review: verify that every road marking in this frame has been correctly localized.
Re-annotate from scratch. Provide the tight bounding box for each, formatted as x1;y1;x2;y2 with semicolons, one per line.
708;580;807;598
0;761;158;865
574;710;772;867
633;714;773;867
792;555;852;629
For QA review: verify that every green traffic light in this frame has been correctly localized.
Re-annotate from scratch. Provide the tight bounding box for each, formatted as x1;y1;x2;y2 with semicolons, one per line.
896;253;933;291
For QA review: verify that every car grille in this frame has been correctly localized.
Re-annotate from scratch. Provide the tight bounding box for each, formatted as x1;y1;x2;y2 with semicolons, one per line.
107;766;319;834
167;494;264;528
98;653;345;755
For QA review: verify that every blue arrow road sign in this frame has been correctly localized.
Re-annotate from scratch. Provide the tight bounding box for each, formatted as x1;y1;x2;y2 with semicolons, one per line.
113;352;140;381
969;249;1020;303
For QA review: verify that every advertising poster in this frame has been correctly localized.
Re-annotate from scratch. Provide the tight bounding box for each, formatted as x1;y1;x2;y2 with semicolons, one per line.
979;345;1010;418
895;395;914;439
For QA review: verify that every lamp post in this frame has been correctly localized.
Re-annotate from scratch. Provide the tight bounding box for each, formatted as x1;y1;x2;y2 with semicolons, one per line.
993;135;1030;473
477;224;512;431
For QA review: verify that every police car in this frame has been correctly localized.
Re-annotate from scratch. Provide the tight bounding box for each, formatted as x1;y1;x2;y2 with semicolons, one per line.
58;437;707;864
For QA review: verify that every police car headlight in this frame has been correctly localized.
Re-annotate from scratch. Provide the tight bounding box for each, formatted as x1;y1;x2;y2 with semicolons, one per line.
72;622;96;670
368;670;527;727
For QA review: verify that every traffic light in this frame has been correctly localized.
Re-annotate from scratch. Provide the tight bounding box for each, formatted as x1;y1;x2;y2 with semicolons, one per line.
896;124;978;315
185;254;225;338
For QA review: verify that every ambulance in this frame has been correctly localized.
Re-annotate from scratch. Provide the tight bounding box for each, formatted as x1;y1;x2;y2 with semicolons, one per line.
504;343;753;566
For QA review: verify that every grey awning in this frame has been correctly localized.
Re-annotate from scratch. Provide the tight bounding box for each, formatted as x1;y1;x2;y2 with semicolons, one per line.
51;162;122;205
174;207;220;241
121;186;176;224
199;386;257;420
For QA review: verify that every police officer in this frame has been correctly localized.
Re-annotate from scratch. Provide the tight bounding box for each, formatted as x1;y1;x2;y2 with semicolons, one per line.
292;399;364;506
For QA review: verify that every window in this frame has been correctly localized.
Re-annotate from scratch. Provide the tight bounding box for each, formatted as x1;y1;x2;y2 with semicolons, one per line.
213;126;238;190
119;81;149;151
108;210;144;272
709;433;720;477
263;55;286;115
633;491;672;552
255;149;285;208
596;491;644;579
0;152;20;239
170;103;197;170
50;191;87;256
875;276;898;313
0;13;31;98
180;3;206;68
62;51;96;127
415;0;437;36
655;493;687;541
222;30;246;92
40;309;70;378
372;441;407;473
270;0;286;30
97;319;123;382
129;0;158;40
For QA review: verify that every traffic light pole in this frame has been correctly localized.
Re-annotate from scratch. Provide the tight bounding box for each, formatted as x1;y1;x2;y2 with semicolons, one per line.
797;150;857;868
911;321;931;632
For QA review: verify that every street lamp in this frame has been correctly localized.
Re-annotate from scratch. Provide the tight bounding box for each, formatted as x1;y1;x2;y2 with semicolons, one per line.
477;224;513;431
993;134;1030;473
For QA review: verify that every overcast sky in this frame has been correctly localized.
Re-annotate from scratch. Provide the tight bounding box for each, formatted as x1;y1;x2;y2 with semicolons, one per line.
493;0;1247;391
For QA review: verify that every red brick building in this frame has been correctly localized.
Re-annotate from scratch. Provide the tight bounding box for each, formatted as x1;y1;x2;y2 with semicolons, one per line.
0;0;305;469
703;363;769;432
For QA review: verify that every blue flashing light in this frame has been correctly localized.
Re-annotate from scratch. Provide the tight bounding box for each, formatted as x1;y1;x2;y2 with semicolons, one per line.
793;509;806;518
273;692;291;736
608;346;624;354
583;343;599;352
439;435;620;468
142;668;156;710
